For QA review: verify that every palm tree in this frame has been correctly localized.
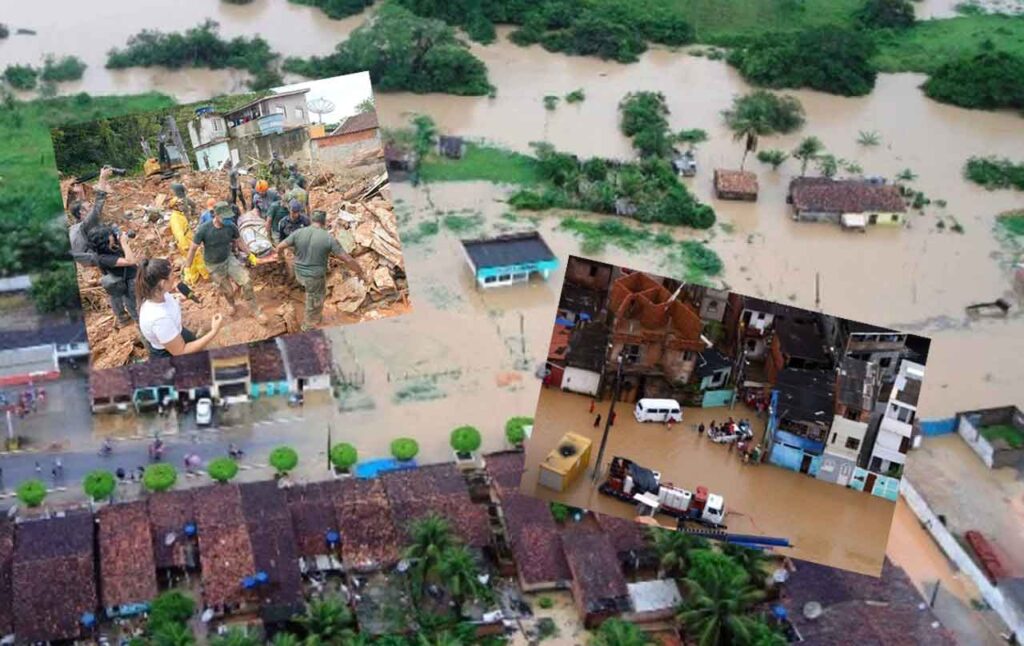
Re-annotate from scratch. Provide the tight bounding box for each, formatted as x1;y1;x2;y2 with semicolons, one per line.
722;91;805;171
405;513;457;592
152;621;196;646
418;632;464;646
721;544;771;587
589;618;652;646
649;527;704;579
437;545;484;617
296;596;354;643
677;552;767;646
210;627;259;646
792;136;824;177
269;633;301;646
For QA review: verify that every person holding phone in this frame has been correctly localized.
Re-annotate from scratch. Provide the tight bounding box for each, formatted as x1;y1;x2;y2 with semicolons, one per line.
136;258;224;358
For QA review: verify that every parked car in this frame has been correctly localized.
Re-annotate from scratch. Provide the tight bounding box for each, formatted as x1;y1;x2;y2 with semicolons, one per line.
196;398;213;426
634;398;683;423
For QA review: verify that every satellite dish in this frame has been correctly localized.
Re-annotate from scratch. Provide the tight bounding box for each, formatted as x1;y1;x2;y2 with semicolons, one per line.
164;532;178;546
308;97;336;124
396;559;410;573
201;608;215;623
803;601;823;620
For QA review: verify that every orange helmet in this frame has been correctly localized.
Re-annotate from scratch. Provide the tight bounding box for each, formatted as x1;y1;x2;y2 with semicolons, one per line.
207;198;217;208
256;179;269;193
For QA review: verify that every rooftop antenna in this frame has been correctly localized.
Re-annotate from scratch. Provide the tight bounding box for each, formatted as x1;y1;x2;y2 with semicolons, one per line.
308;97;335;125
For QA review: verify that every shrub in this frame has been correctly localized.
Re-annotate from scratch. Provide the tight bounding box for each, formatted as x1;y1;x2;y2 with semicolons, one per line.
391;437;420;461
149;590;196;628
450;425;482;454
922;51;1024;111
284;4;492;96
30;262;82;313
619;91;673;159
143;464;178;492
83;470;116;501
543;95;559;110
269;446;299;474
756;149;789;170
505;416;532;446
722;90;806;137
854;0;916;30
330;442;359;471
537;596;554;609
550;502;570;523
288;0;372;20
4;64;38;90
728;27;877;96
40;55;87;83
16;479;47;507
565;88;585;103
964;157;1024;191
207;457;239;483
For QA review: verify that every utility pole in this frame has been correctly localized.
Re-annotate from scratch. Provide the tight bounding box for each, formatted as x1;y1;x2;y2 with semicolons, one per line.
815;272;821;311
326;424;333;473
592;354;623;482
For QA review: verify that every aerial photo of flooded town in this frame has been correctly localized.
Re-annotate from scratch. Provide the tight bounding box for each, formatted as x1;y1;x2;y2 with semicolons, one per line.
1;0;1024;644
521;258;931;576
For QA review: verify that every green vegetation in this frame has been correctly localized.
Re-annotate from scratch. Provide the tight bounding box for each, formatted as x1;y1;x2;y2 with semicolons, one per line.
722;90;805;169
147;590;197;645
620;91;676;159
728;27;877;96
589;618;653;646
16;479;47;507
330;442;359;471
420;142;540;185
677;549;773;646
296;596;357;643
997;210;1024;237
40;55;87;83
792;136;826;177
922;50;1024;111
677;128;709;148
543;95;560;110
284;4;492;96
207;457;239;483
854;0;916;31
537;596;555;609
210;627;259;646
401;219;441;244
565;88;586;103
873;15;1024;74
269;446;300;474
505;416;532;447
442;213;484;233
756;149;789;171
3;64;38;90
143;464;178;492
857;130;882;146
29;263;81;313
289;0;375;20
965;157;1024;190
668;241;725;284
106;20;280;90
450;426;483;454
981;424;1024;448
82;470;116;501
549;502;571;523
391;437;420;461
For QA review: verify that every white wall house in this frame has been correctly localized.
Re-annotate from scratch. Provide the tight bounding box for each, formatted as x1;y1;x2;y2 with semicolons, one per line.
869;360;924;474
561;366;601;396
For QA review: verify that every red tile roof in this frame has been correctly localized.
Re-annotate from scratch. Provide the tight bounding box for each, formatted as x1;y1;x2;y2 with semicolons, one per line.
129;357;175;389
97;502;159;609
0;521;13;636
171;352;212;391
382;465;491;548
594;513;649;556
286;482;339;557
484;451;525;495
198;524;256;608
280;331;332;378
333;111;379;136
148;490;196;569
249;340;286;383
790;178;906;214
89;366;133;400
549;324;571;362
714;169;759;197
500;491;571;586
561;530;630;615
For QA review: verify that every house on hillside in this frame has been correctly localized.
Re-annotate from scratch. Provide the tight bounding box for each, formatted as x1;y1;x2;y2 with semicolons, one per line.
312;110;381;164
97;502;158;618
188;106;231;171
89;367;133;413
278;331;332;393
12;512;98;643
221;89;313;163
788;178;906;228
713;169;758;201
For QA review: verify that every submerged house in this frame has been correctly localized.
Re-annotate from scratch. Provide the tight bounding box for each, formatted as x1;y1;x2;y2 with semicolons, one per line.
561;322;611;397
818;358;879;487
210;346;252;403
438;135;465;159
766;368;836;476
461;231;559;289
788;178;906;228
278;331;332;393
693;347;733;391
713;169;758;201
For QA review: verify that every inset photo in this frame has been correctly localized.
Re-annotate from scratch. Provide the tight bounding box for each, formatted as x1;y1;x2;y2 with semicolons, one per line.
54;71;409;370
522;256;931;576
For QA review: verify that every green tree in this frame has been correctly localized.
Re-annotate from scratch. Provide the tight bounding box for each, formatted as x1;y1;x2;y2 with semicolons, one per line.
412;114;438;161
355;95;375;113
744;618;788;646
391;437;420;461
650;527;706;579
619;91;674;159
549;502;571;523
82;469;116;502
289;0;374;21
450;426;482;454
143;464;178;492
406;513;456;591
149;590;196;628
505;416;532;447
40;55;88;83
922;50;1024;112
3;64;38;90
677;550;767;646
677;128;709;150
207;457;239;483
296;596;355;642
16;479;47;507
210;627;259;646
437;545;485;616
151;620;196;646
269;446;299;475
329;442;359;472
816;154;840;178
854;0;915;30
28;262;80;312
756;149;789;171
721;543;772;587
589;618;652;646
792;136;825;177
268;634;301;646
722;91;805;170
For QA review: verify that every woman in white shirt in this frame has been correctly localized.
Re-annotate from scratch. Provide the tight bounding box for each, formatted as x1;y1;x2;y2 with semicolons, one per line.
136;258;223;358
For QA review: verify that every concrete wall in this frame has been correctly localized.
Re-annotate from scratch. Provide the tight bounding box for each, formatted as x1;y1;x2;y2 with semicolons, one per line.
312;130;381;165
235;128;310;166
195;141;230;172
794;209;840;223
562;366;601;396
901;478;1024;642
816;453;857;486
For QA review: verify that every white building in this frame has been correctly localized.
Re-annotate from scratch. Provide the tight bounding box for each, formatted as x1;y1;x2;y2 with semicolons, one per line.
818;416;868;487
868;360;924;474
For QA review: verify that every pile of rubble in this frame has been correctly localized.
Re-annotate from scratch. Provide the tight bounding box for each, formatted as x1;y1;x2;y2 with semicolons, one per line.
64;164;409;369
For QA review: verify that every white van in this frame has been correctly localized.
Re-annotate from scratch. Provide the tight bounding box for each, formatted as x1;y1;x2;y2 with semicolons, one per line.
634;398;683;423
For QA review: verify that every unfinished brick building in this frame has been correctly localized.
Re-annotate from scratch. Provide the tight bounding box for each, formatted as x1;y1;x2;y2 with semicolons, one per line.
604;272;706;401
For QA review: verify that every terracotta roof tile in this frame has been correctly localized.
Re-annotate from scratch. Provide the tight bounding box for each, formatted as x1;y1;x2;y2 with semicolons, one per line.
171;352;212;391
562;530;630;614
281;331;332;378
198;524;256;608
98;502;158;609
249;340;286;383
334;111;379;135
148;490;196;569
484;451;525;495
500;491;570;586
714;169;758;196
790;178;905;214
89;366;133;400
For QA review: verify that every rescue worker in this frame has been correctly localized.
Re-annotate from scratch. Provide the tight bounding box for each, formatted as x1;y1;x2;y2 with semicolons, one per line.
199;198;217;226
225;159;247;210
68;166;113;265
276;210;365;330
276;200;310;277
269;152;287;192
288;163;307;190
185;202;268;324
252;179;270;215
170;183;196;219
264;189;288;244
285;180;310;217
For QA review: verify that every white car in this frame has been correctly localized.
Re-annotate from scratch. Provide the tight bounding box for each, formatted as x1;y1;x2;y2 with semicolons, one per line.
195;398;213;426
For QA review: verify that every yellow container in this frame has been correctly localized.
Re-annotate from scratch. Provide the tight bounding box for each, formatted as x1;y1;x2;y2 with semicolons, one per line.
538;432;592;492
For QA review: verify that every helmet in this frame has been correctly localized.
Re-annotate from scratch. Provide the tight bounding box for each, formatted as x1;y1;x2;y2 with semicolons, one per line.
206;198;217;208
255;179;269;193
